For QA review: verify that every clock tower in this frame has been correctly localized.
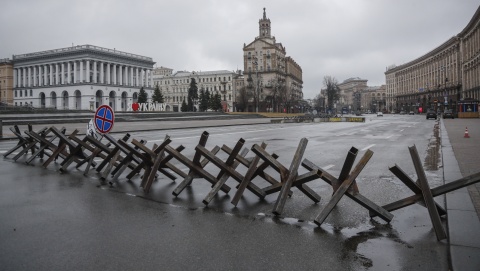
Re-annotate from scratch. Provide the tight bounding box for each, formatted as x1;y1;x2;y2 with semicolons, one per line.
259;8;271;38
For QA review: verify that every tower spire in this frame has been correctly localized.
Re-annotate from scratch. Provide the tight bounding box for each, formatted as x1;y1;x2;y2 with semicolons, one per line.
259;8;271;38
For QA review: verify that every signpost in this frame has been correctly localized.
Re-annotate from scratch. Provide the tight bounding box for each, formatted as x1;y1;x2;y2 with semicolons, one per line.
94;105;115;134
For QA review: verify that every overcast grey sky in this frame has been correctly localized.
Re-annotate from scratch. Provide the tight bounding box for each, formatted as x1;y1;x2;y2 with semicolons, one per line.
1;0;478;99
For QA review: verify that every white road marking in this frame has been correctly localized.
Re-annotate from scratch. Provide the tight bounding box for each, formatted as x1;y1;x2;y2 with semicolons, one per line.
323;164;335;170
362;144;376;151
149;127;288;142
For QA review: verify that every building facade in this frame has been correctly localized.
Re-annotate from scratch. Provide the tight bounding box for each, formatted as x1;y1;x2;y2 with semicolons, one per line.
0;58;14;105
152;69;241;112
337;77;368;113
385;6;480;114
242;8;303;112
12;44;155;111
323;77;385;114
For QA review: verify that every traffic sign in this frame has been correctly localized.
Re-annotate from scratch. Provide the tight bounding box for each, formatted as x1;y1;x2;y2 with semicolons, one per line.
94;105;115;134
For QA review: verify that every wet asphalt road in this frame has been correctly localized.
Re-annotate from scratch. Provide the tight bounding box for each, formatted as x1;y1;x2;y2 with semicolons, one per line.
0;114;449;270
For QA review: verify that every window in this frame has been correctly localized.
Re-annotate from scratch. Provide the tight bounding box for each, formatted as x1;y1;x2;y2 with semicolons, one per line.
30;89;32;96
25;89;27;96
15;90;17;97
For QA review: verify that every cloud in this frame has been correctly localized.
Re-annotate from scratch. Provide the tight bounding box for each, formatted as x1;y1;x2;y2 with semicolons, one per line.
1;0;478;99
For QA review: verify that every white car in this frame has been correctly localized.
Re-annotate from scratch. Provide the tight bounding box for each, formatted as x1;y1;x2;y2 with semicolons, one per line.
377;112;383;117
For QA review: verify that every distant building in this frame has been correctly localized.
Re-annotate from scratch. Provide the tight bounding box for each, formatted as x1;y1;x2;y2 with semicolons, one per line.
12;44;155;110
152;69;242;112
242;8;303;112
361;85;386;113
338;77;368;113
385;5;480;114
323;77;385;114
153;66;173;77
0;58;14;105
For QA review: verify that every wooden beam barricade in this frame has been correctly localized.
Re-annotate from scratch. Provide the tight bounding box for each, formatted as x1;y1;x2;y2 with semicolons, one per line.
4;125;37;159
95;134;131;174
222;145;284;189
377;164;447;216
165;131;230;197
74;135;114;176
301;158;393;223
139;137;175;193
377;171;480;217
98;134;136;182
250;138;322;215
337;147;359;194
55;128;91;173
231;142;268;206
409;145;446;240
313;149;376;226
11;126;47;161
124;144;186;182
24;127;67;165
196;139;266;205
7;122;480;241
42;129;79;168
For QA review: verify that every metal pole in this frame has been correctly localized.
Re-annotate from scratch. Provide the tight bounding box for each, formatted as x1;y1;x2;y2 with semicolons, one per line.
256;70;259;113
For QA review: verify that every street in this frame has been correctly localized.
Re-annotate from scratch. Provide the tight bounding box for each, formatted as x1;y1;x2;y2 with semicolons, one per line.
0;114;450;270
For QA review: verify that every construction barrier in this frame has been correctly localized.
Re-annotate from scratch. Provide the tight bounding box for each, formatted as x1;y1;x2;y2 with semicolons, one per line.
3;124;480;241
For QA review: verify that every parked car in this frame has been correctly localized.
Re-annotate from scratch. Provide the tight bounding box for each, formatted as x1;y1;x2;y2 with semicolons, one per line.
377;112;383;117
426;109;437;120
443;109;454;119
400;111;406;115
409;111;415;115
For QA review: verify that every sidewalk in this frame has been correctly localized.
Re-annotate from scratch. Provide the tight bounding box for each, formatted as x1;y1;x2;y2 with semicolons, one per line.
441;118;480;271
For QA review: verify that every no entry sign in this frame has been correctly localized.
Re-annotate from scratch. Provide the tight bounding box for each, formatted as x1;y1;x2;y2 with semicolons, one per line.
94;105;115;134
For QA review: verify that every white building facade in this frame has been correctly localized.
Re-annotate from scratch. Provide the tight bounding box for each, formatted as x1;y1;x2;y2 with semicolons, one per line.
12;44;155;111
153;69;240;112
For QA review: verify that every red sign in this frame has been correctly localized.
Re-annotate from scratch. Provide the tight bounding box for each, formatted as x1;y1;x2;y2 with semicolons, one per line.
94;105;115;134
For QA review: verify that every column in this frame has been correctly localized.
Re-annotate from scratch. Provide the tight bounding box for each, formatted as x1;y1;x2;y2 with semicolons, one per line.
150;69;153;87
86;60;90;83
112;64;117;85
61;63;65;84
119;66;123;85
16;68;20;88
124;66;128;86
13;69;17;88
79;60;83;82
27;66;31;87
33;66;37;87
106;63;111;84
43;65;47;85
130;67;134;87
22;68;26;87
38;66;42;86
136;68;139;87
67;62;71;84
144;69;148;87
50;64;53;85
73;62;77;83
55;64;59;85
100;62;104;84
93;61;97;83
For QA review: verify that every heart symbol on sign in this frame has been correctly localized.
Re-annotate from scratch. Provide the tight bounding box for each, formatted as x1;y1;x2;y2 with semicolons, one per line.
132;102;139;111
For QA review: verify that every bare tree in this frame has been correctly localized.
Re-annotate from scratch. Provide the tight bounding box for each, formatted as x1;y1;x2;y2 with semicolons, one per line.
236;86;250;112
323;76;340;112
